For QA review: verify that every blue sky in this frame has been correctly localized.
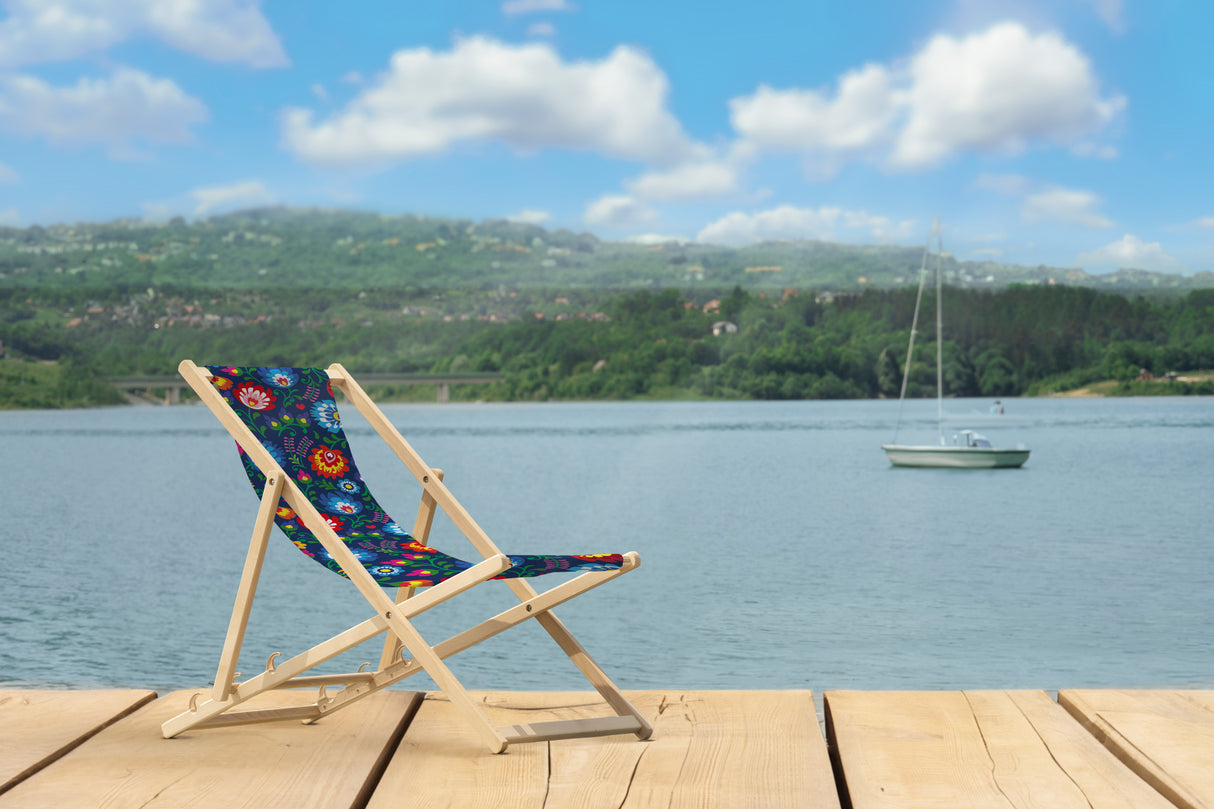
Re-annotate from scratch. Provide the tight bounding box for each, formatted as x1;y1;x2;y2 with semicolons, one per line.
1;0;1212;275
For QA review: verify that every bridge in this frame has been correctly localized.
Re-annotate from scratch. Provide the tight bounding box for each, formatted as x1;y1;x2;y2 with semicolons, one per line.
109;372;504;405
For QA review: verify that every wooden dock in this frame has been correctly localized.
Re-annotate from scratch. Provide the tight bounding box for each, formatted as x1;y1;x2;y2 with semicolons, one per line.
1;687;1211;808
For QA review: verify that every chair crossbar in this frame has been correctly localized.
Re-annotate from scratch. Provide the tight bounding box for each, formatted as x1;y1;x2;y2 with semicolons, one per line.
272;672;377;689
500;716;646;744
195;705;322;729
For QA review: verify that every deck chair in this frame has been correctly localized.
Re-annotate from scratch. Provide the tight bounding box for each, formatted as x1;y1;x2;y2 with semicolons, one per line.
163;361;652;753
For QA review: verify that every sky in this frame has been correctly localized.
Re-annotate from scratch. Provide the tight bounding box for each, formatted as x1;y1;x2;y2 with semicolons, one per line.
1;0;1213;275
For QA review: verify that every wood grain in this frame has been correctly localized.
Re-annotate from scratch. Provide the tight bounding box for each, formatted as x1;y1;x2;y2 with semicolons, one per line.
0;689;156;794
369;690;839;809
826;689;1175;809
0;689;421;809
1060;689;1214;809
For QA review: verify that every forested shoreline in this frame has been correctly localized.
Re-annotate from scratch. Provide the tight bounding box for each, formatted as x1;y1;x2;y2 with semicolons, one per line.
3;282;1212;408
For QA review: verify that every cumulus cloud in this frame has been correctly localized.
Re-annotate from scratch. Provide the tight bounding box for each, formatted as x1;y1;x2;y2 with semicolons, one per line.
1022;187;1113;228
626;158;739;201
1195;216;1214;229
0;68;208;154
695;205;913;246
976;174;1114;230
1077;235;1184;272
282;37;694;167
728;22;1123;174
190;179;274;216
892;23;1124;167
0;0;287;69
583;194;657;228
731;63;897;155
506;208;551;224
527;22;557;37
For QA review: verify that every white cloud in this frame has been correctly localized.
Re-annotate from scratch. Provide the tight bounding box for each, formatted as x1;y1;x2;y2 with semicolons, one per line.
0;207;19;225
527;22;557;37
583;194;657;228
0;68;208;154
311;83;329;102
0;163;17;183
695;205;912;246
0;0;287;69
1195;216;1214;229
1022;187;1113;228
844;210;916;241
190;180;274;216
1076;235;1184;272
725;22;1123;175
502;0;575;15
626;233;689;245
282;37;695;168
626;158;739;201
730;63;897;155
506;208;551;224
892;23;1124;168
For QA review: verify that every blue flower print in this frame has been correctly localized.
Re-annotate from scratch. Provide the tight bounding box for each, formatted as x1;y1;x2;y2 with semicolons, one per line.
319;491;363;516
335;478;362;495
383;522;409;535
311;401;341;433
258;368;299;388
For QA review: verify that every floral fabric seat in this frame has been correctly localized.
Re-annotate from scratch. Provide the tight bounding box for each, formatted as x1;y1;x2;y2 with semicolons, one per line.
206;365;624;587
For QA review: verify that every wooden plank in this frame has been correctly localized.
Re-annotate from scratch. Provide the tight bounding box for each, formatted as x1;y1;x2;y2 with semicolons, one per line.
0;689;422;809
826;690;1175;809
0;690;156;794
367;690;839;809
1059;689;1214;809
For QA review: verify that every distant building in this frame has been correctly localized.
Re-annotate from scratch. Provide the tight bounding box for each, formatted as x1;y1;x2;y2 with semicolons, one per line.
712;321;738;336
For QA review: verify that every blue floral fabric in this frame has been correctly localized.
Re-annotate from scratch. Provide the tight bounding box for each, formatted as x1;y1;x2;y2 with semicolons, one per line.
205;366;624;587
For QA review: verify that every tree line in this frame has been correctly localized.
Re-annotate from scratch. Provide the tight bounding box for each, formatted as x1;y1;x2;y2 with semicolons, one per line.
2;284;1213;408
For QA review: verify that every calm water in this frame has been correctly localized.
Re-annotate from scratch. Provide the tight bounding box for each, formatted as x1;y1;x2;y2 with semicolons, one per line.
2;396;1211;695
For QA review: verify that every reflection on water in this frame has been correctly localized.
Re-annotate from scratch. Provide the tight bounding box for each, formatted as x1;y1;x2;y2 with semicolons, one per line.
2;396;1212;694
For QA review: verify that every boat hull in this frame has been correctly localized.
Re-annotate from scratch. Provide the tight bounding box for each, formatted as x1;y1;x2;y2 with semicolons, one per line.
881;444;1030;469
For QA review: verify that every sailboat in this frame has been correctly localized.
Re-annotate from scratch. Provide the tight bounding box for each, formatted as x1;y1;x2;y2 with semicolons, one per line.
881;220;1030;469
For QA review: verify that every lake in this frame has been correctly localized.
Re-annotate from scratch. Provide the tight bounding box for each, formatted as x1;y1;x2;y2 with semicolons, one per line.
2;395;1211;696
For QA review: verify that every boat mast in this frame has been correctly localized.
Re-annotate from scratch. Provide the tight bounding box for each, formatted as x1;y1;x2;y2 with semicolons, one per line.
934;219;944;444
891;226;934;443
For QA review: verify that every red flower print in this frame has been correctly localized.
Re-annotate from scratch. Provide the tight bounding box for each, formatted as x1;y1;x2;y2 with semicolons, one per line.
234;382;276;411
309;446;350;478
322;514;345;531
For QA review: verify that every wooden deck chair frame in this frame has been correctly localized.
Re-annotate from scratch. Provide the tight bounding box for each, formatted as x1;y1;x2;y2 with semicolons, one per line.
163;360;652;753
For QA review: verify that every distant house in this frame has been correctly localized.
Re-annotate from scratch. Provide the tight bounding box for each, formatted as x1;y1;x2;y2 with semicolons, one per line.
702;299;721;315
712;321;738;336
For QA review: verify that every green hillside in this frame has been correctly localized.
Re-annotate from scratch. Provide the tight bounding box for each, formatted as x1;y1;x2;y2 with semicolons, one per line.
3;208;1214;408
3;207;1211;294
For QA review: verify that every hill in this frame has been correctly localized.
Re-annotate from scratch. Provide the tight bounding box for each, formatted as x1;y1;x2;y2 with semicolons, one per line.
2;207;1210;294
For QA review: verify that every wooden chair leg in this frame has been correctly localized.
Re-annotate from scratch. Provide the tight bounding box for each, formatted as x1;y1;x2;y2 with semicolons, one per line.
213;474;284;702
